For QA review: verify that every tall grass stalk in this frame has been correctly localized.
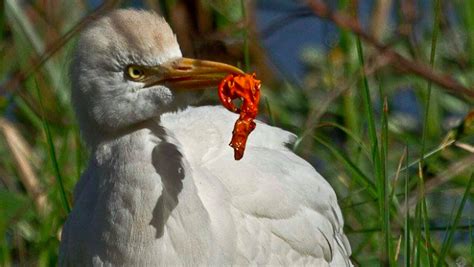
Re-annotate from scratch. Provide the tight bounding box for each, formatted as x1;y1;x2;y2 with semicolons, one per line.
34;81;70;213
418;0;442;265
338;0;359;136
355;36;387;263
464;2;474;68
381;95;392;264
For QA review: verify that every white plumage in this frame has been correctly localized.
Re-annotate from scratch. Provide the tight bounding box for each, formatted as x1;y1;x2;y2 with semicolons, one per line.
59;9;352;266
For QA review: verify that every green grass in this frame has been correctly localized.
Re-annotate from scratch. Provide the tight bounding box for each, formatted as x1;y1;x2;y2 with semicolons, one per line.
1;1;473;266
34;81;70;213
418;1;441;264
437;173;473;267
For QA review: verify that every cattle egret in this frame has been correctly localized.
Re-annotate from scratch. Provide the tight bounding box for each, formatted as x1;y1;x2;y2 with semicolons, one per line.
59;9;352;266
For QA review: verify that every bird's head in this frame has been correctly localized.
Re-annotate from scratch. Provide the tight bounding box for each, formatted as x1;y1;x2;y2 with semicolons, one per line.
71;9;242;146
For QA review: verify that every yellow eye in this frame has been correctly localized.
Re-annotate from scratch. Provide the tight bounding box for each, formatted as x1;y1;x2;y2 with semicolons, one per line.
126;66;145;80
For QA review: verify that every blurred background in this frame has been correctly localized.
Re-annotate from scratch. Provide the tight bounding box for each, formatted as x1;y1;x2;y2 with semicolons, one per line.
1;0;473;266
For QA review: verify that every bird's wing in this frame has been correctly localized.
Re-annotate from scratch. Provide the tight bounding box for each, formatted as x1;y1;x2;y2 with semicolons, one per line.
203;142;352;265
161;106;352;265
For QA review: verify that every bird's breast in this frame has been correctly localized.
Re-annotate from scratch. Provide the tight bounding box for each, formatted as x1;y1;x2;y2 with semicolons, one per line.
63;128;217;265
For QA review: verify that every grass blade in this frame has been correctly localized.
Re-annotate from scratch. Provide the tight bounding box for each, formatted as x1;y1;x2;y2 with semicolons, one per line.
356;35;385;263
314;135;377;198
240;0;250;72
6;0;66;102
381;94;391;264
404;146;411;267
413;203;421;267
401;139;455;172
418;162;434;267
316;122;371;159
263;97;275;126
436;173;474;266
355;38;380;170
417;1;442;265
34;81;70;213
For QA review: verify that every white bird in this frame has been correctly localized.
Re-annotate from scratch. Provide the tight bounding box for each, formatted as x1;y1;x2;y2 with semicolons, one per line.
59;9;352;266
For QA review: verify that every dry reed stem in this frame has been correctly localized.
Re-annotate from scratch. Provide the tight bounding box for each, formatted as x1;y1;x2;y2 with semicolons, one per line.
0;118;49;214
371;0;393;40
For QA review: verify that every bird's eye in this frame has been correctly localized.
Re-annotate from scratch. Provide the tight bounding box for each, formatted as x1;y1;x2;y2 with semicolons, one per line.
126;66;145;80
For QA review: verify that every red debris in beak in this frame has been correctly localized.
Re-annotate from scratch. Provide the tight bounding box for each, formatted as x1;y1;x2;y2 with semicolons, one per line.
218;73;261;160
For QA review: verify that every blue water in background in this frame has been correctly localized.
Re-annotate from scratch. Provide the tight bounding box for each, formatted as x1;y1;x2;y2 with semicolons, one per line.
256;0;371;81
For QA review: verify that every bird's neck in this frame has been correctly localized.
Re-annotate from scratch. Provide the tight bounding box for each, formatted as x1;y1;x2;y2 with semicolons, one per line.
82;118;160;149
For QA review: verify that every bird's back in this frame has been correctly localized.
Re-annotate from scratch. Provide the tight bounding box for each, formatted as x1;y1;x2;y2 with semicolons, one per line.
161;106;352;266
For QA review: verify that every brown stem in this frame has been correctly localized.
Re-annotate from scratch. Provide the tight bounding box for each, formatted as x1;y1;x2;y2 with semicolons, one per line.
306;0;474;100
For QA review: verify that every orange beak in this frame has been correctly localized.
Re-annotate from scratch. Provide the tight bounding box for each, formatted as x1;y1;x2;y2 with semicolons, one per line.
144;57;244;89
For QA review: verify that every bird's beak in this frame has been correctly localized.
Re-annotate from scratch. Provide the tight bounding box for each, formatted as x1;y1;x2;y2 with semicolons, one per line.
145;57;244;89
